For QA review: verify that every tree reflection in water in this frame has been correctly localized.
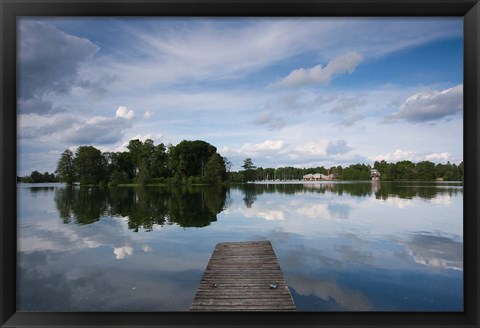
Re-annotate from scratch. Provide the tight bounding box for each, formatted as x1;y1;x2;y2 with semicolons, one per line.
52;182;462;230
54;187;108;225
230;181;462;207
54;185;228;230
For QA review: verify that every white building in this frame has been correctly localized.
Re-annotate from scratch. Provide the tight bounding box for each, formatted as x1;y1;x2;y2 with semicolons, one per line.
370;169;381;180
303;173;335;181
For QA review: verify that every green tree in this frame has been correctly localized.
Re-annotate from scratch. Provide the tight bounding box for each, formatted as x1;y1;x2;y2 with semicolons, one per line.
255;167;265;181
242;158;256;170
434;163;447;179
342;164;370;180
153;143;169;178
224;157;233;174
264;168;275;180
142;139;156;168
228;171;245;183
204;153;227;184
241;158;256;182
117;151;136;181
127;139;144;176
395;160;416;180
136;160;152;185
127;139;143;163
415;161;436;180
43;171;55;182
168;140;217;179
335;165;343;179
104;151;135;184
443;170;456;181
55;149;75;185
30;170;42;183
126;138;168;183
73;146;106;185
134;140;154;185
374;160;394;181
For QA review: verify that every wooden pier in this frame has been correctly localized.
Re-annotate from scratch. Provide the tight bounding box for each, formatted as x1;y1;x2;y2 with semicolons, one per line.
190;240;296;311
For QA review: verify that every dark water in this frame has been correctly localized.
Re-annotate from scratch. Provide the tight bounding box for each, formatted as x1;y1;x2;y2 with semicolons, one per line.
17;181;463;311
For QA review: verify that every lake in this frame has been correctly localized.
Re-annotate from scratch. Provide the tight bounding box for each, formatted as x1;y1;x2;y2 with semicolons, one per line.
17;181;463;311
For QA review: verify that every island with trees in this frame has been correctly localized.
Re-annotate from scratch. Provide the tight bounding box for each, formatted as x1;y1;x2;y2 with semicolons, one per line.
53;139;228;186
17;138;464;186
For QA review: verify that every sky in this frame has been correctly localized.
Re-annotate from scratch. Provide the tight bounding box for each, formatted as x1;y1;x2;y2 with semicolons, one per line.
17;17;463;175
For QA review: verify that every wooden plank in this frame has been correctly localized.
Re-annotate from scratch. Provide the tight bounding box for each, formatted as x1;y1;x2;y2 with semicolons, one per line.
190;240;296;312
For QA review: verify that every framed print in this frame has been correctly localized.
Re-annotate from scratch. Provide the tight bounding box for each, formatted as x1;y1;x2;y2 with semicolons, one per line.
1;0;479;327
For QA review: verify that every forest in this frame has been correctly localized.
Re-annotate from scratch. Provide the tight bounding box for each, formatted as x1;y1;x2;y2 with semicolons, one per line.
17;138;464;185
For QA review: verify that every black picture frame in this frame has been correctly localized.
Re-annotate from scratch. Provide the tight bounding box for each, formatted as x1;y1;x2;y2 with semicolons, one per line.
1;0;479;327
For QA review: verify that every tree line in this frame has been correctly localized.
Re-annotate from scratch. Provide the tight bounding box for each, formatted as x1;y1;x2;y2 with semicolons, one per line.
230;158;464;182
373;160;463;181
17;171;56;183
18;140;464;185
55;139;228;186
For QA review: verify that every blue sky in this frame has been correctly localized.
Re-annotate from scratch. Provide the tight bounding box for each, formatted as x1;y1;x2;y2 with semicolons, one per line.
17;17;463;175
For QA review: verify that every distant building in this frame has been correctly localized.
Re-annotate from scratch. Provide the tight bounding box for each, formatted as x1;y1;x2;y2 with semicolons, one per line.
303;174;314;180
303;172;336;181
312;173;322;180
370;169;381;181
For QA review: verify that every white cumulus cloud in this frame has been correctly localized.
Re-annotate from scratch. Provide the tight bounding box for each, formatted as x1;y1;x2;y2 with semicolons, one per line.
239;140;286;154
425;152;451;162
115;106;135;120
372;149;415;162
371;149;453;163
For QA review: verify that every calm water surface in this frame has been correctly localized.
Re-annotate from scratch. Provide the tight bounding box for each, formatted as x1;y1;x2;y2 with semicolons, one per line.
17;181;463;311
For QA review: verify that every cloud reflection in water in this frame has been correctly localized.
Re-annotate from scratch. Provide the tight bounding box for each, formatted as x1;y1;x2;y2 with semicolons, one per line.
17;182;463;311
